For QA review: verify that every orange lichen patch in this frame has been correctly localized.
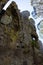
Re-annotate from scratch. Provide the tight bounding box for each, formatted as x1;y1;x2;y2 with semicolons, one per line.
4;25;19;49
9;31;19;49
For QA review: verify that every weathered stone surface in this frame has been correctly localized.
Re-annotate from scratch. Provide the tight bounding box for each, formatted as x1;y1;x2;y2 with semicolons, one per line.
1;14;12;24
0;0;43;65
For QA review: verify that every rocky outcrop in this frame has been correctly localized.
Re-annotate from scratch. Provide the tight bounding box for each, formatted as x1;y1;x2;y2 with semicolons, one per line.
0;0;43;65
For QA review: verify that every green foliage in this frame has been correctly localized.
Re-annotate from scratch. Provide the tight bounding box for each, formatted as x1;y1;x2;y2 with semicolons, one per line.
31;40;39;49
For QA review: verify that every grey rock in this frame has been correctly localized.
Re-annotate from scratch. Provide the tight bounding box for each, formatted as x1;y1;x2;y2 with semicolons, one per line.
21;11;30;19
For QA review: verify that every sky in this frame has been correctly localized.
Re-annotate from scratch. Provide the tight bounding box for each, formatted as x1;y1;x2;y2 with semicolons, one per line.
3;0;43;44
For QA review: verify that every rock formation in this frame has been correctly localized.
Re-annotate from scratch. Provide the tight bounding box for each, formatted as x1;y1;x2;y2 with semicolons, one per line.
0;0;43;65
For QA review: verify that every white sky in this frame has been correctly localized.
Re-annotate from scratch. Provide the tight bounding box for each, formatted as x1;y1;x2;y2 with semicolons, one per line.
3;0;43;44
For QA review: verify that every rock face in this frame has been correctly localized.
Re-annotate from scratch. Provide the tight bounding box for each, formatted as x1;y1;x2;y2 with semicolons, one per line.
0;0;43;65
